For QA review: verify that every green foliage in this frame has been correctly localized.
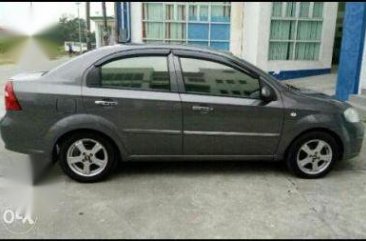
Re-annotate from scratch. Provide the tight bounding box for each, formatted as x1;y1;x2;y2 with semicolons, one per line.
34;16;96;59
0;36;26;64
34;37;66;60
35;16;95;44
0;36;26;54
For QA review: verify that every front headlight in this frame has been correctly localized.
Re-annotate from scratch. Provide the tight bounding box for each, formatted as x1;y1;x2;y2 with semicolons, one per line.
344;108;360;123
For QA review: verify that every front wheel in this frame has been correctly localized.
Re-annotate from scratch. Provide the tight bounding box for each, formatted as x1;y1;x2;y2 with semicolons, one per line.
58;132;116;182
286;131;340;178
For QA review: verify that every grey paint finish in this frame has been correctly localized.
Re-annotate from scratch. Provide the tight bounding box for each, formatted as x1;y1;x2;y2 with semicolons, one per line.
275;89;364;160
82;87;183;156
180;93;283;156
0;44;364;163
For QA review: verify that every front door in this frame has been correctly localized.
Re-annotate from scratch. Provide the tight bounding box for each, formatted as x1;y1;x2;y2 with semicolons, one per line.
175;55;283;157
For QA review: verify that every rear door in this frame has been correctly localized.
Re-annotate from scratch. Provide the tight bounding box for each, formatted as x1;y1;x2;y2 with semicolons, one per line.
173;50;284;158
82;49;183;157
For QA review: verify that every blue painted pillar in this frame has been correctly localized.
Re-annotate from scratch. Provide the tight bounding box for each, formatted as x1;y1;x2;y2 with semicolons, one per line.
336;2;366;101
115;2;131;43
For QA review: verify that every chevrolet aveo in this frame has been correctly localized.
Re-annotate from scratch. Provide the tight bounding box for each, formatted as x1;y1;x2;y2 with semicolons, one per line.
0;44;364;182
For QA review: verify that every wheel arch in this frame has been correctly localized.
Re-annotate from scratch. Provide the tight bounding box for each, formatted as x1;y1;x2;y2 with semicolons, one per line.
52;128;124;164
43;113;129;163
284;127;344;161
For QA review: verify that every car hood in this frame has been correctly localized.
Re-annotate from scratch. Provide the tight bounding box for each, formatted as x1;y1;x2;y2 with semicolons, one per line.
297;88;334;99
288;86;350;111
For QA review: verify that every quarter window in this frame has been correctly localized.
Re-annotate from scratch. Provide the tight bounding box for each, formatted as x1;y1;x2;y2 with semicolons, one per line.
100;56;170;91
180;58;260;99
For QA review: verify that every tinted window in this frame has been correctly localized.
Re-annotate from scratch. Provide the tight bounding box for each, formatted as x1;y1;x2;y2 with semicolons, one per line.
180;58;260;98
100;56;170;91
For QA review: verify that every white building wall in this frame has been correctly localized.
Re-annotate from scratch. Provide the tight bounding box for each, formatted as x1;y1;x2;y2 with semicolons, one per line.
229;2;244;57
241;2;338;73
240;2;261;65
131;2;143;43
125;2;338;75
92;20;116;48
95;25;101;48
359;30;366;93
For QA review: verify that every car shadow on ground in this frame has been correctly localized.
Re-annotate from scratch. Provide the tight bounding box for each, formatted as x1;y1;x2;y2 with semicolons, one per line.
31;158;359;185
109;157;363;181
113;160;288;177
32;156;292;184
28;153;364;185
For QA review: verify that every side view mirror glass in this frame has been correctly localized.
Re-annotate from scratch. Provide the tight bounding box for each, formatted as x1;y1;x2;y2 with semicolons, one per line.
260;85;275;102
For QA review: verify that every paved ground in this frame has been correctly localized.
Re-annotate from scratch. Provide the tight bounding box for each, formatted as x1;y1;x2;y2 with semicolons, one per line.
0;42;366;238
283;67;338;96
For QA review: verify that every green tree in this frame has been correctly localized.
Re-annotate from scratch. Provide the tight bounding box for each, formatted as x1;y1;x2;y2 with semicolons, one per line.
36;16;95;44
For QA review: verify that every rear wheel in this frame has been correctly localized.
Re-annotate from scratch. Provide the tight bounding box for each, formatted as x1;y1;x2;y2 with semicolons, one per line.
286;131;340;178
58;132;116;182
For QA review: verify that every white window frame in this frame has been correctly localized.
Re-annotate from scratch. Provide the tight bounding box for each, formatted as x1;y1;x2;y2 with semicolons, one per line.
269;2;324;61
142;2;231;47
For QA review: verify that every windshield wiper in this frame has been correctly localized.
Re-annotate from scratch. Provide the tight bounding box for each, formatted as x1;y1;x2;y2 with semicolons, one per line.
285;83;300;91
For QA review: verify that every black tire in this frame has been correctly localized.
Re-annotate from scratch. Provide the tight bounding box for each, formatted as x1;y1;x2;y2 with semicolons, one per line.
286;131;340;179
58;132;117;183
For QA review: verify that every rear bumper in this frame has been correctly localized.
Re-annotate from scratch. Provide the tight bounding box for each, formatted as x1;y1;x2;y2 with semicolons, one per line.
2;143;45;155
0;114;46;155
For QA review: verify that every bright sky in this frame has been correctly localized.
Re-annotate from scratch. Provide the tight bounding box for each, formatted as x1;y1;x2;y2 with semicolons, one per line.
0;2;115;35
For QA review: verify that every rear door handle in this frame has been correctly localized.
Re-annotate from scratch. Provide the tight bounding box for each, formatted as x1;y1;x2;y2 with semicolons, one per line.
94;100;118;106
192;105;214;112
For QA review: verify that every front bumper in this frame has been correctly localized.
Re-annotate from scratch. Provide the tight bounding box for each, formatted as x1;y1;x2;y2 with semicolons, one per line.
342;122;364;160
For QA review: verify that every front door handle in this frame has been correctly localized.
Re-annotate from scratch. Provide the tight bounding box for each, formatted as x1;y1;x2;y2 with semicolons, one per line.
94;100;118;106
192;105;214;112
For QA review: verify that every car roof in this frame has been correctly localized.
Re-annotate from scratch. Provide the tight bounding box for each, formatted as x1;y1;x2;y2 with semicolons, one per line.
46;43;232;81
97;43;234;58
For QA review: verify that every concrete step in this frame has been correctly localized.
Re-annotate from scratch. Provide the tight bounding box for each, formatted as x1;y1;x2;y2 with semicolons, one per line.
349;94;366;106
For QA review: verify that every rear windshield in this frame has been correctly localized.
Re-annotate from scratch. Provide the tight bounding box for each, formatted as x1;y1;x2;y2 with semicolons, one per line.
44;47;121;81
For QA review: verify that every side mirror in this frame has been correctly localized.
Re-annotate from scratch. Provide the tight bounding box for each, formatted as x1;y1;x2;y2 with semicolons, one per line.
260;85;276;102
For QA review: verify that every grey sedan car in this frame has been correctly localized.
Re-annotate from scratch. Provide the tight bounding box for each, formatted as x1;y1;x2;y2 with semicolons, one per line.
1;44;364;182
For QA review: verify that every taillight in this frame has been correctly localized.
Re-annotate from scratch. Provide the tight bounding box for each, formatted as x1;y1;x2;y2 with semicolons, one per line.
4;81;22;111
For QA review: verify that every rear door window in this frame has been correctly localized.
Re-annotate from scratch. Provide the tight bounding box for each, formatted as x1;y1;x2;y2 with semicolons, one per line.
100;56;170;91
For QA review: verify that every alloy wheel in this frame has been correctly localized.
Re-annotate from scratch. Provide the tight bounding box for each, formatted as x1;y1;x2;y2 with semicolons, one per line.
66;138;108;177
296;139;333;175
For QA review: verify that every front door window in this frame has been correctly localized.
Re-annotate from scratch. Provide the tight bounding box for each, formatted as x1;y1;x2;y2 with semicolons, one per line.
179;57;261;99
